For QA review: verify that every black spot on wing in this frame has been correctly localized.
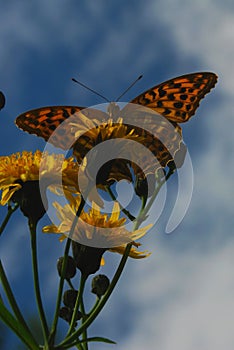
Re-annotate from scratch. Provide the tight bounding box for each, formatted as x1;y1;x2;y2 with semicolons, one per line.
158;88;167;98
173;102;183;109
168;94;175;101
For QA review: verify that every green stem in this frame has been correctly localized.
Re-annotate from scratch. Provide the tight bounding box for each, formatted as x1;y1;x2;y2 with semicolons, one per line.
165;167;175;181
76;344;84;350
67;278;74;290
57;243;132;348
0;260;37;345
67;274;87;336
48;238;71;346
0;298;39;349
49;196;86;346
105;186;136;221
0;203;19;236
86;298;100;318
80;286;88;350
134;172;170;229
29;221;49;346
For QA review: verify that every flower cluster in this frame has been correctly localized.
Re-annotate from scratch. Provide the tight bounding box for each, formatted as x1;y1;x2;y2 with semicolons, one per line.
0;105;184;350
0;70;217;349
0;149;152;253
0;150;79;205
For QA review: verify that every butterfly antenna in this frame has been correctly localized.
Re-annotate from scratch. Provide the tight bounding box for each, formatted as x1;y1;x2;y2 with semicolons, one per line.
116;75;143;102
72;78;110;103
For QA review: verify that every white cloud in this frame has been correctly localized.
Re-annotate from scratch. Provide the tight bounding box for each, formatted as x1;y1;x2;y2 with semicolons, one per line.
117;241;234;350
149;0;234;92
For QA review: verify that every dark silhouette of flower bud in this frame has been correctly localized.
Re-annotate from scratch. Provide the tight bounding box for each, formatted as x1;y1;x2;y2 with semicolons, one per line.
59;306;82;324
57;256;77;279
72;241;106;278
0;91;5;110
59;306;72;323
11;180;47;225
91;274;110;298
63;289;78;309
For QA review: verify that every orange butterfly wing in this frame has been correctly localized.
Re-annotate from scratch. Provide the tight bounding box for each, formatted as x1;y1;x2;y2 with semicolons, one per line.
123;72;217;171
15;72;217;151
15;106;83;141
15;105;110;149
15;72;218;137
14;72;217;181
130;72;217;122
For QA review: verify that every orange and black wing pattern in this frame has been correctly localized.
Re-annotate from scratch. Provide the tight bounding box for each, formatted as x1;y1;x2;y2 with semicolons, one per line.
130;72;217;122
15;72;217;158
15;106;83;141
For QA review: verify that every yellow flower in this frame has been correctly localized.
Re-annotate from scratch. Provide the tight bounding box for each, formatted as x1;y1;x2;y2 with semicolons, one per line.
70;107;184;185
43;194;151;259
72;115;143;187
0;150;79;205
0;151;81;224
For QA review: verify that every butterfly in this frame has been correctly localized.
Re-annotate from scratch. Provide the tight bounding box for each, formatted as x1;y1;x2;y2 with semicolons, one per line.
16;72;217;136
15;72;217;173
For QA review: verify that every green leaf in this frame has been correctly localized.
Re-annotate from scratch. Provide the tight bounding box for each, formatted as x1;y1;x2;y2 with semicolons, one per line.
0;260;36;341
61;336;116;349
76;336;116;345
0;300;39;349
83;336;116;344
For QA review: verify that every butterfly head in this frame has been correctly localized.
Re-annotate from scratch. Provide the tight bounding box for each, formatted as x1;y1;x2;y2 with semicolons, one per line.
107;102;121;119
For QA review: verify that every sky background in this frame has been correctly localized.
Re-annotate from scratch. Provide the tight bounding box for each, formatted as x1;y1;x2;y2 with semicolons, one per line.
0;0;234;349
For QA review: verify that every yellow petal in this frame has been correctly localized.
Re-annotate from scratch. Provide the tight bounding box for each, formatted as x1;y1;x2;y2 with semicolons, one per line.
0;184;21;205
109;245;151;259
109;202;121;222
42;224;60;233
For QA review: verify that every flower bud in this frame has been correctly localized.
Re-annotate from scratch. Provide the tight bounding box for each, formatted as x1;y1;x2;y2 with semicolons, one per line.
0;91;6;110
59;306;72;323
57;256;77;279
72;242;106;277
59;306;82;325
63;289;78;309
11;180;47;225
91;274;110;298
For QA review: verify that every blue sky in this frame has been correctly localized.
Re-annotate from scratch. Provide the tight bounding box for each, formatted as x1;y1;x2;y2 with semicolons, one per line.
0;1;234;349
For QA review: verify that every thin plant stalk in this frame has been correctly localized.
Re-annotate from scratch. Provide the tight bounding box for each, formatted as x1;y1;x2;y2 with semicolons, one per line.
0;298;39;350
66;274;87;336
57;243;132;348
48;238;71;346
80;295;88;350
49;196;85;346
29;221;49;347
0;203;19;236
0;261;37;345
105;186;136;221
134;169;173;229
